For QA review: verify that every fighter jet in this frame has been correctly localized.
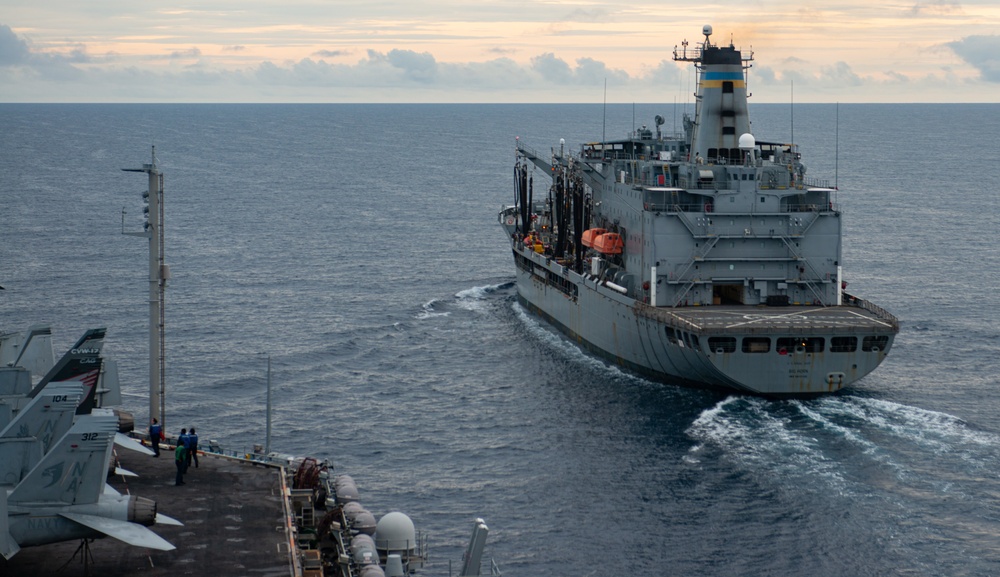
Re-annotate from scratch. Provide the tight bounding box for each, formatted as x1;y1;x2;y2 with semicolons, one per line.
1;328;107;425
1;328;136;451
0;409;176;559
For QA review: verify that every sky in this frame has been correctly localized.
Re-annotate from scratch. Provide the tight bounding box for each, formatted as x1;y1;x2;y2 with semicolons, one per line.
2;1;999;103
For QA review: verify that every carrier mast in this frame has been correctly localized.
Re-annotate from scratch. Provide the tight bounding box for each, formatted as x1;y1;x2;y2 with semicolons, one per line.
123;147;168;429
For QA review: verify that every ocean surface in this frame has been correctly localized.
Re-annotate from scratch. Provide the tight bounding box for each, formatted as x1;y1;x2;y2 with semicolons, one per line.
2;102;1000;576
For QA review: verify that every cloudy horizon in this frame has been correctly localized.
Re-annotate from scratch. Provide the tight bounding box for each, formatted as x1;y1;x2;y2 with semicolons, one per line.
2;3;999;103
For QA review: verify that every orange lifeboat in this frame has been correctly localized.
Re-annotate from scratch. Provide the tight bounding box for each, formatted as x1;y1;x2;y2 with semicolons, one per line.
581;228;607;248
593;232;624;255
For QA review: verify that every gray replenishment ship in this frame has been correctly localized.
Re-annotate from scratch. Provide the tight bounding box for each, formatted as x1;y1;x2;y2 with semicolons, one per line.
499;26;899;396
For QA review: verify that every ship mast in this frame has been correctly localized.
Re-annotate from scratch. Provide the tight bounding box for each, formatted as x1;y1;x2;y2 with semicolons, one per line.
123;147;168;430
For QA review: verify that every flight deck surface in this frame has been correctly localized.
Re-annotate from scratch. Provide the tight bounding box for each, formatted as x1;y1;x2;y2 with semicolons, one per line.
652;304;898;334
2;450;291;577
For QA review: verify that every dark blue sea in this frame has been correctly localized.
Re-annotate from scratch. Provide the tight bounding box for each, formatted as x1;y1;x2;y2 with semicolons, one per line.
2;103;1000;576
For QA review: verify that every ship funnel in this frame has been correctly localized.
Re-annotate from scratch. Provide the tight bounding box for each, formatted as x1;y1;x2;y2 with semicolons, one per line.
674;26;754;165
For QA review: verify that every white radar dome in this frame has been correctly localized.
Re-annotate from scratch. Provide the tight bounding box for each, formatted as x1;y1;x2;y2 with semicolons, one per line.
360;565;386;577
703;25;713;37
738;133;756;150
375;511;417;552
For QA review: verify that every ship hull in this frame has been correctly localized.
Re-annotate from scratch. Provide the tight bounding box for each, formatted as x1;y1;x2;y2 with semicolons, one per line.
512;248;896;396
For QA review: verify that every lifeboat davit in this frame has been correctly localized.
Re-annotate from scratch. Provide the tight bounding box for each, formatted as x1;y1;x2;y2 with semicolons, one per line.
581;228;607;248
593;233;623;255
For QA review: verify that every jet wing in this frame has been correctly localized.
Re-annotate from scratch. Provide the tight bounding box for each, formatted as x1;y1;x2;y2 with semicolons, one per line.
156;512;184;526
60;512;175;551
115;432;155;456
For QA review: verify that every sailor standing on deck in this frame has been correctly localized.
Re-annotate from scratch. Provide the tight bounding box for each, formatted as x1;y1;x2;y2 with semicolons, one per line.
175;440;187;485
149;418;162;457
178;428;190;474
187;427;199;468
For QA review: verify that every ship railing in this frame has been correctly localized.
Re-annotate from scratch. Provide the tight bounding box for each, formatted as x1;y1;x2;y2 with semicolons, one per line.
801;177;832;188
843;292;900;330
643;202;701;212
673;46;704;62
516;141;543;161
641;202;838;215
784;204;827;213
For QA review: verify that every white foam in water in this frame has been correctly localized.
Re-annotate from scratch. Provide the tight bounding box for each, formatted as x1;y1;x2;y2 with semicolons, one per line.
791;399;910;480
416;283;507;318
686;396;851;493
415;299;450;320
793;400;880;455
839;396;1000;454
454;283;504;312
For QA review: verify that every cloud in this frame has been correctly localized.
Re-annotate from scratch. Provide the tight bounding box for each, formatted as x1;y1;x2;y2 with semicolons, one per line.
528;53;628;86
819;61;863;87
170;47;202;59
385;49;437;82
313;49;348;58
752;65;777;85
947;35;1000;82
1;20;995;103
486;47;516;56
530;53;573;83
563;7;609;22
906;0;962;16
0;24;31;66
643;60;684;86
0;25;116;75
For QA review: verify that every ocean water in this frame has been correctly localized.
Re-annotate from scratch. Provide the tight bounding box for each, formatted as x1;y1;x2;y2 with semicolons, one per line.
2;102;1000;576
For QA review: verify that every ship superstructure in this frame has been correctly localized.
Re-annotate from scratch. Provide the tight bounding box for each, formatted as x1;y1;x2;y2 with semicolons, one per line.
499;26;899;395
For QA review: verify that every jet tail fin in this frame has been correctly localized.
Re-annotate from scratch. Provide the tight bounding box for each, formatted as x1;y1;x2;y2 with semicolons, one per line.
1;381;83;447
27;328;106;415
0;381;82;486
8;409;118;507
0;325;55;378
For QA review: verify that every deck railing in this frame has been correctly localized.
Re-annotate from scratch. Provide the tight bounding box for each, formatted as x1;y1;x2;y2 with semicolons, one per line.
642;202;836;214
843;292;900;330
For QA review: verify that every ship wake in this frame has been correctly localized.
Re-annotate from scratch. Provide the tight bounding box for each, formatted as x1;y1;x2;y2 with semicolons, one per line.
685;395;1000;501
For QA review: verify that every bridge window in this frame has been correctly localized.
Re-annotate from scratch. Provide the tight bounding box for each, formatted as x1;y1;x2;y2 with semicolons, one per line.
830;337;857;352
708;337;737;353
742;337;770;353
862;336;889;352
723;81;734;93
777;337;824;353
